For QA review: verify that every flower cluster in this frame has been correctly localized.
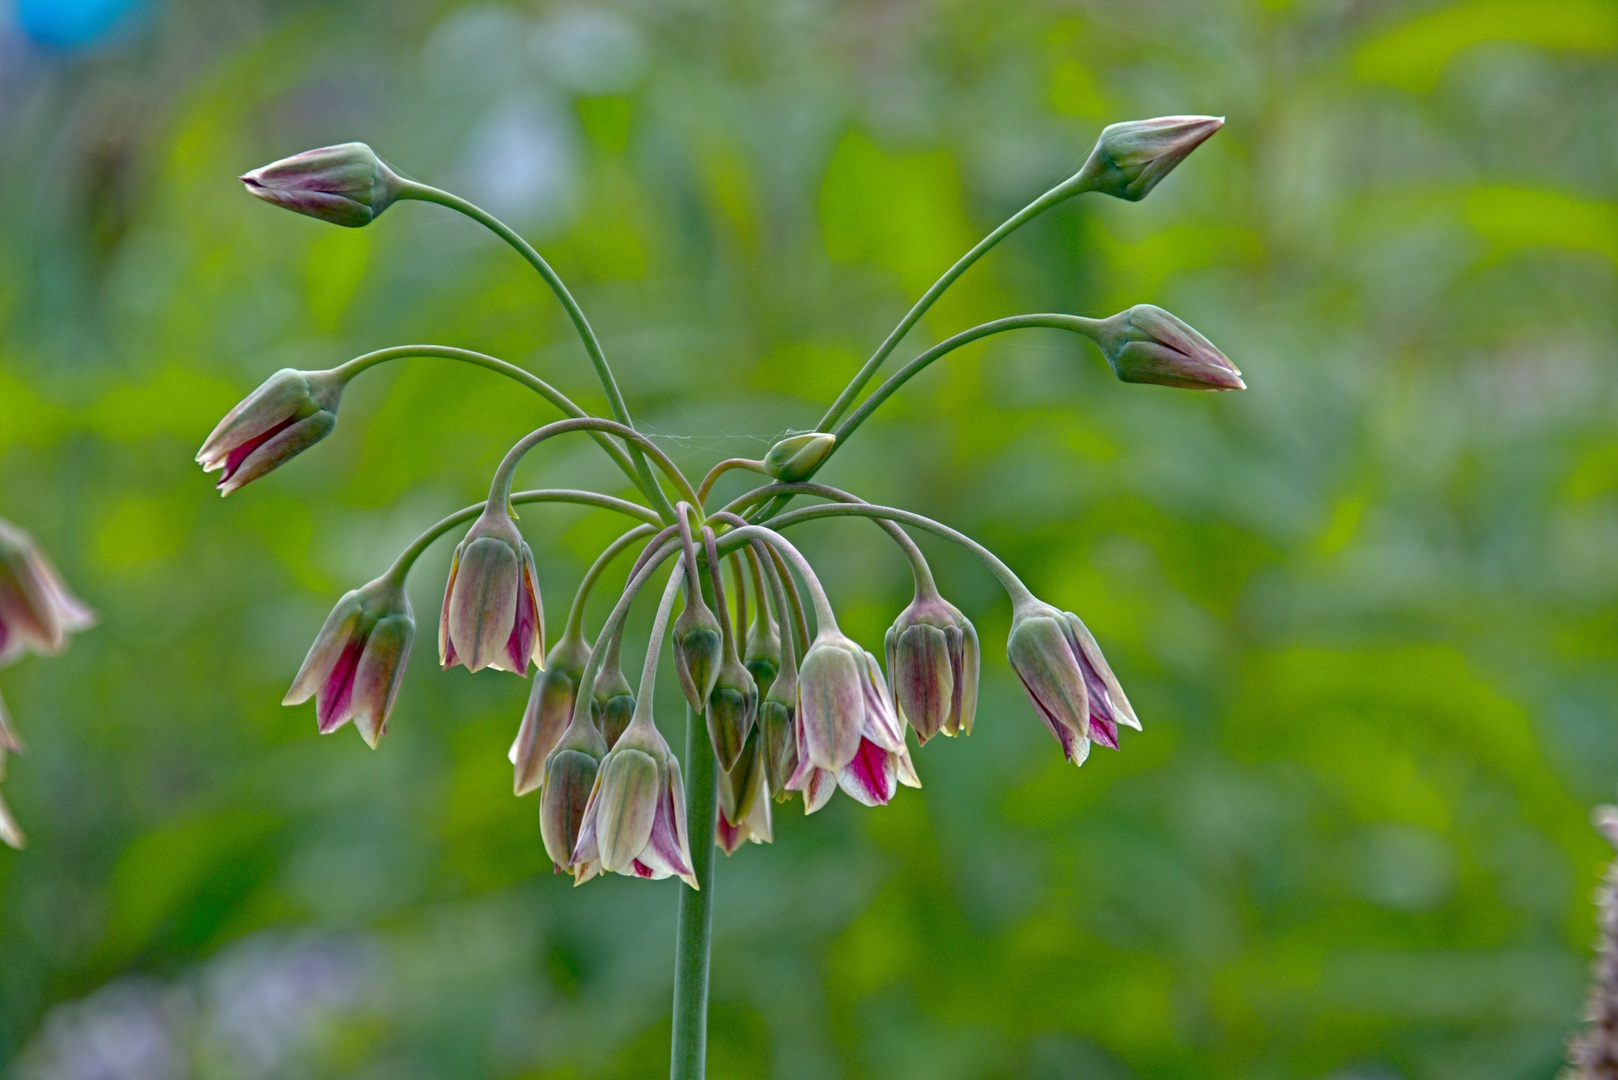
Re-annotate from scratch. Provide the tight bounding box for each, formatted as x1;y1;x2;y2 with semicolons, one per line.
198;117;1238;891
0;518;95;848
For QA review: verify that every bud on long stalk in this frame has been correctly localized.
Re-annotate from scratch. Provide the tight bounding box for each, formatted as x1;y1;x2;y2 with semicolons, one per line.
512;633;590;795
1077;116;1223;202
240;142;406;228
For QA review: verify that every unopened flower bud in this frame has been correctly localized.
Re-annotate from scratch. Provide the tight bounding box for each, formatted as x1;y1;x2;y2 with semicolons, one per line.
0;518;95;665
539;717;608;874
1078;116;1223;202
511;633;589;795
196;368;346;496
439;507;545;675
743;616;781;697
763;432;836;483
570;709;696;887
717;726;772;854
706;654;758;773
240;142;405;228
672;597;723;712
284;574;415;748
760;671;798;802
885;590;979;744
1007;600;1139;767
589;632;636;749
1088;305;1243;391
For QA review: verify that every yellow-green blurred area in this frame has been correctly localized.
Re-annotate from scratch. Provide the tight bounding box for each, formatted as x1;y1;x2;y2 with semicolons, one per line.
1;0;1614;1076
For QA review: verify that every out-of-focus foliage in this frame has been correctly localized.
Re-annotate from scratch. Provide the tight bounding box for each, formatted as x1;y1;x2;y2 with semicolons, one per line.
2;0;1615;1077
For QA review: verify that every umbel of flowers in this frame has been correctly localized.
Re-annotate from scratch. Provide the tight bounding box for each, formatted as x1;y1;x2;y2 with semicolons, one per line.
201;116;1240;1077
0;518;96;849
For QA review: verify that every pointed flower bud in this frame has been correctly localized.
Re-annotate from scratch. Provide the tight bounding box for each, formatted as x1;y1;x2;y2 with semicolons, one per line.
1088;305;1244;391
707;653;758;773
0;519;95;666
672;597;723;712
717;726;772;855
570;711;696;887
438;506;545;675
539;716;609;874
1006;601;1139;766
743;615;781;698
511;633;589;795
759;667;799;802
885;590;979;744
763;432;836;483
589;635;637;749
196;368;347;496
284;574;415;748
1079;116;1223;202
240;142;405;228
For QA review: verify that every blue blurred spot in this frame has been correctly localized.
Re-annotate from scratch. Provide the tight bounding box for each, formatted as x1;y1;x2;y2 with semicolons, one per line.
16;0;148;49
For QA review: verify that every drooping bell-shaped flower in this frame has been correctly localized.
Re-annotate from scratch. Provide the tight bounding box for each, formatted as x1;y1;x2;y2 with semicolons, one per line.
197;368;347;496
707;655;758;774
1087;305;1244;391
240;142;406;228
0;518;95;666
790;641;919;811
511;632;590;795
717;725;772;855
763;432;836;482
439;505;545;675
885;586;979;744
569;705;696;887
1078;115;1223;202
539;710;609;874
284;575;415;748
1006;600;1139;766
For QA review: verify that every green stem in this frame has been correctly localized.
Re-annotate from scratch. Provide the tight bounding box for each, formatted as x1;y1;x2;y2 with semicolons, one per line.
816;179;1091;431
489;418;701;511
383;489;660;583
401;182;675;521
563;524;659;639
740;495;1034;606
697;458;768;505
832;314;1096;447
331;344;644;491
671;700;718;1080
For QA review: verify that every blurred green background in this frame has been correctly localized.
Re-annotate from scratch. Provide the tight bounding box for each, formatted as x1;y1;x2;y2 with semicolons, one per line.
3;0;1616;1077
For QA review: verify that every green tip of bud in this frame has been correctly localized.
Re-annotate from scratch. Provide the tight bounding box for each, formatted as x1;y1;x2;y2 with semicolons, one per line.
240;142;405;228
1079;115;1223;202
673;604;725;713
763;432;836;483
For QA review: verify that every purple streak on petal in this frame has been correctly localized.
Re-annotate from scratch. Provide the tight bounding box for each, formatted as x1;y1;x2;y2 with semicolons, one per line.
1089;715;1119;750
218;414;300;486
838;738;896;807
316;637;364;733
504;566;540;675
632;859;655;878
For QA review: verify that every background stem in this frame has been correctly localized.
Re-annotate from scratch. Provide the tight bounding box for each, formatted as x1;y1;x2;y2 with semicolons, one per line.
670;700;718;1080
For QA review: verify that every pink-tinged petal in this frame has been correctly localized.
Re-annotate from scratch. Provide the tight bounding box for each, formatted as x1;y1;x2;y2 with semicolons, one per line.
1088;715;1119;751
858;654;905;753
197;369;310;467
29;552;94;634
0;788;25;849
631;860;656;878
501;559;542;675
665;757;696;888
803;766;837;814
315;637;365;734
216;414;299;482
592;748;660;874
216;412;335;495
350;615;413;748
568;770;606;869
716;815;745;856
438;548;461;669
1015;672;1090;765
448;538;519;672
895;743;922;789
0;695;19;755
836;738;897;807
798;646;864;772
285;596;364;705
1068;615;1140;731
0;564;59;654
